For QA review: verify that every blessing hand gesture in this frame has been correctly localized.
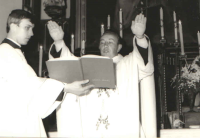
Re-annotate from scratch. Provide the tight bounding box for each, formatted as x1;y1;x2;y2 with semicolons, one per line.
47;20;64;42
131;13;147;38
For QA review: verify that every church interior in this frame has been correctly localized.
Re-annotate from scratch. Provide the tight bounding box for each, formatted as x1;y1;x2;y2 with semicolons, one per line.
1;0;200;137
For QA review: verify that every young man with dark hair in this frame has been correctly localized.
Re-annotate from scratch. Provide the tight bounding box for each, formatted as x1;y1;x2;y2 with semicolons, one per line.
0;9;94;137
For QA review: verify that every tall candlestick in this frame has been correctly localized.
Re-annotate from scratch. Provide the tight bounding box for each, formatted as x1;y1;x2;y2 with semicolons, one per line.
173;11;178;42
178;20;185;55
81;40;85;56
119;8;123;38
197;31;200;55
71;34;74;54
107;15;110;29
160;7;164;38
39;46;43;77
101;24;104;36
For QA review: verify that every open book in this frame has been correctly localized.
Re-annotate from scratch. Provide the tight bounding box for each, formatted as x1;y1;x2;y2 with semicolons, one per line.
46;55;116;89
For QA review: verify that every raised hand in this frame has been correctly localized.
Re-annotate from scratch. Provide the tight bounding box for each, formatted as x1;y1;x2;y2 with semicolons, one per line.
47;20;64;42
131;13;147;38
64;80;95;96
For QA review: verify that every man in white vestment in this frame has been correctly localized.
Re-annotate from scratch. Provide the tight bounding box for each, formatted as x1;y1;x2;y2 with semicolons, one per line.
48;13;157;138
0;9;94;137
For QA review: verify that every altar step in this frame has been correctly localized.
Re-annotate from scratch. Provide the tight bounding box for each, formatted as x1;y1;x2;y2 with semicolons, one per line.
167;107;200;129
160;129;200;138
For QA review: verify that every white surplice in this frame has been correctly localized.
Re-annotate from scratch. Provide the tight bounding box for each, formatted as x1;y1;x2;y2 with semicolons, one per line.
49;36;157;138
0;40;64;137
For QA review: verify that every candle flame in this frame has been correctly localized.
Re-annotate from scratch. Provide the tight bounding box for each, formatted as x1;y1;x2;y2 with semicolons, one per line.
71;34;74;38
178;20;182;24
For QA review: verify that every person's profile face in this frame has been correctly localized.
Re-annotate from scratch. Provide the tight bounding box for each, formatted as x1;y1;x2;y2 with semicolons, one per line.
15;19;34;45
99;33;119;59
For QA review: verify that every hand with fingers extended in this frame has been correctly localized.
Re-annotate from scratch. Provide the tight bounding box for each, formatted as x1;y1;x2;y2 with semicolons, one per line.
47;20;64;43
131;13;147;38
64;80;95;96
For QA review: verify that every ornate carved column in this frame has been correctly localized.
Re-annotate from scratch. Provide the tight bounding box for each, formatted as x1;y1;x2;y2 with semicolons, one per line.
158;37;168;129
75;0;86;50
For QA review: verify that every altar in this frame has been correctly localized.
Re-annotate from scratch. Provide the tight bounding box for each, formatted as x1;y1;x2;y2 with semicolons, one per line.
154;1;200;135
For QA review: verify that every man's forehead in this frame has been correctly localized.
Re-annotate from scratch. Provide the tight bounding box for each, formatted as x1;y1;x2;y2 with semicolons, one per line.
19;19;34;27
100;34;118;41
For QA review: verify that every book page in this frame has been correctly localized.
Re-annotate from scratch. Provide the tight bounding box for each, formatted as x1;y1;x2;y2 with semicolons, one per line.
46;59;83;83
80;57;115;89
81;54;110;59
48;56;79;61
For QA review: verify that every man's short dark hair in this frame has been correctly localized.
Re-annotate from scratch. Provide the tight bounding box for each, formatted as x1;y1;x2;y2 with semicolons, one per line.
100;30;122;45
6;9;35;33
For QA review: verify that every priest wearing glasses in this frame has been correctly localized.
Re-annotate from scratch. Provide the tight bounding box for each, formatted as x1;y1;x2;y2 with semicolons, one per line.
48;13;157;138
0;9;94;137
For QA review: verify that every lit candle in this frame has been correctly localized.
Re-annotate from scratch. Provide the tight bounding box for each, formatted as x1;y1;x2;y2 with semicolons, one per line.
197;31;200;55
160;7;164;38
71;34;74;54
107;15;110;29
119;8;123;38
81;40;85;56
101;24;104;36
173;11;178;42
197;31;200;45
39;46;43;77
178;20;185;55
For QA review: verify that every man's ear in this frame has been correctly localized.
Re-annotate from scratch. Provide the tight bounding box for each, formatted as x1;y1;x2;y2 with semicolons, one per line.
10;23;18;32
117;44;122;52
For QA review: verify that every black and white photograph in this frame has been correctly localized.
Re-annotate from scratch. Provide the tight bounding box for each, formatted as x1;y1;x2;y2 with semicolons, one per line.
1;0;200;138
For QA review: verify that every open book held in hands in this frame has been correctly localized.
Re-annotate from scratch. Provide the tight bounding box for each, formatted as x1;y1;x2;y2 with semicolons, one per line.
46;55;116;89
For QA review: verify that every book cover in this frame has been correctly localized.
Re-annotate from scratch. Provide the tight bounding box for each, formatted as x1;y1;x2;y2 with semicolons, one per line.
46;55;116;88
